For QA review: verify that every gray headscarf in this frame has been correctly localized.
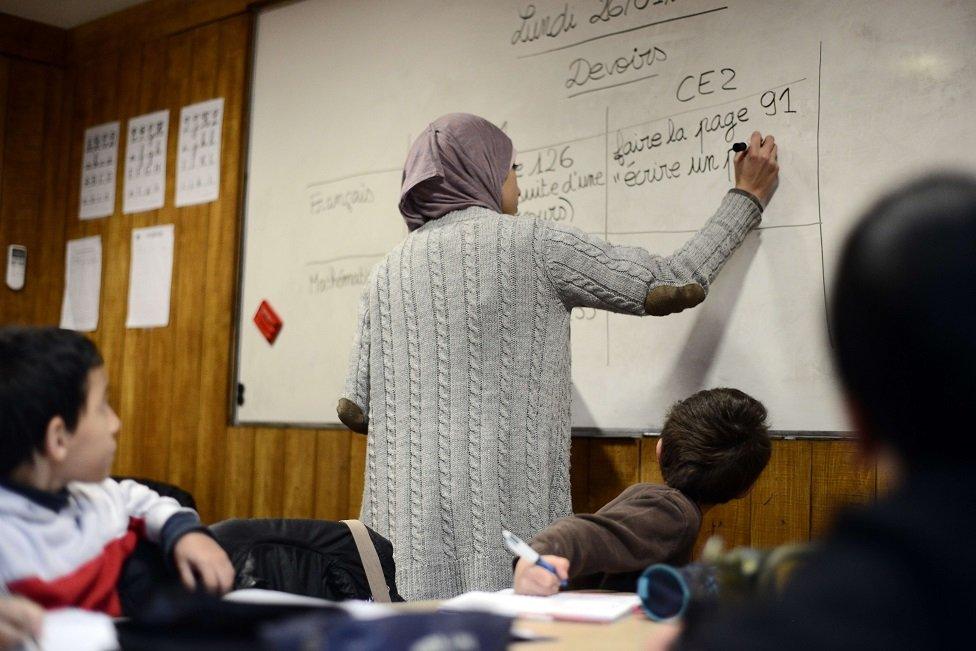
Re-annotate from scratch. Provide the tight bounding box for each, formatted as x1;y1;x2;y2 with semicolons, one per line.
399;113;514;231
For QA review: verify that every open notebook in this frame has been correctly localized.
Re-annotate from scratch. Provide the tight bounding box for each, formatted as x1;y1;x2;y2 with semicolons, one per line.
441;589;641;623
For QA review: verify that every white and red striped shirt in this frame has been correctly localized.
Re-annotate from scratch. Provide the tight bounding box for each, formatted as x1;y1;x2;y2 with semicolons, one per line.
0;478;200;615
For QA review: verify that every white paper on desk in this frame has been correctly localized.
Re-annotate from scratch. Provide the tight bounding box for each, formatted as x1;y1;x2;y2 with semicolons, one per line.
125;224;174;328
175;98;223;207
225;588;394;620
60;236;102;332
123;109;169;214
79;122;119;220
39;608;118;651
441;589;640;623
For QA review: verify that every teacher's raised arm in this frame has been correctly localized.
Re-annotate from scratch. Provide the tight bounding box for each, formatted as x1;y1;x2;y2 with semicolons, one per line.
336;114;778;600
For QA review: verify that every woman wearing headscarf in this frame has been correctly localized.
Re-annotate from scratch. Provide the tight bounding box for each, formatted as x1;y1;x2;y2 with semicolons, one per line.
338;113;779;599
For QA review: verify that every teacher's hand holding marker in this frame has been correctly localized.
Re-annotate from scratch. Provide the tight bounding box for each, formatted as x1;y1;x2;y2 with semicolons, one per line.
731;131;780;209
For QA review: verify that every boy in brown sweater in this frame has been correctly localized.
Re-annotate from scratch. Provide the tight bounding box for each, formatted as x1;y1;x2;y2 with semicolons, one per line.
513;388;771;595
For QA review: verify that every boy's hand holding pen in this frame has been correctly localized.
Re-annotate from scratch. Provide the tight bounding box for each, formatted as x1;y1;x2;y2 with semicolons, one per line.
505;529;570;596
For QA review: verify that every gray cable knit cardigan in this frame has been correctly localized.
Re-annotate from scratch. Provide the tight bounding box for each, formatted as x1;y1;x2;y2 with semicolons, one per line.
342;191;761;599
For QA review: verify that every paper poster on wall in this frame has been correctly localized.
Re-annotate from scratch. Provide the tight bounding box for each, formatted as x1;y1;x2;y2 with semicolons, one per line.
59;236;102;332
125;224;174;328
176;98;224;207
123;110;169;214
79;122;119;220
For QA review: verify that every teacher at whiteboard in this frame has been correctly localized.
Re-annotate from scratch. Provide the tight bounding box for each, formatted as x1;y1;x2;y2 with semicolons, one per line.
337;113;779;599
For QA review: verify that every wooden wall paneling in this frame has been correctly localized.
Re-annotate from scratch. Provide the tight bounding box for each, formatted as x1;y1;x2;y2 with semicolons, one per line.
164;25;213;500
750;440;812;548
281;428;317;518
221;426;255;519
70;54;128;453
695;495;752;559
0;60;59;324
0;13;65;66
348;432;368;518
638;436;663;484
569;438;590;513
64;54;117;245
184;0;256;29
252;427;284;517
122;38;173;483
200;14;250;523
116;39;160;481
28;61;66;325
313;429;352;521
141;35;179;490
89;67;132;475
810;440;875;539
68;0;252;64
70;0;184;58
141;37;177;484
35;61;69;324
0;58;12;321
585;438;639;513
13;60;53;324
0;58;8;181
0;58;13;324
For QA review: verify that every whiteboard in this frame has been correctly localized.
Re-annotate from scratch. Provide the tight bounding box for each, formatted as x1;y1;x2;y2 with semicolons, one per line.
235;0;976;431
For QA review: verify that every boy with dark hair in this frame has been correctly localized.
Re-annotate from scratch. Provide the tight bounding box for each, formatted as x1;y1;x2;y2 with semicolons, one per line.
0;327;234;616
514;388;771;595
658;174;976;650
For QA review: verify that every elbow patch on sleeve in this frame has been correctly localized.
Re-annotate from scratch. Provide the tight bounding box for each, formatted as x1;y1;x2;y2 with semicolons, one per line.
337;398;368;434
644;283;706;316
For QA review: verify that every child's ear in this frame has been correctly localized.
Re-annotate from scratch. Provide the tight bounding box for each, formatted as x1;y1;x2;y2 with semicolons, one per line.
44;416;71;463
655;437;663;461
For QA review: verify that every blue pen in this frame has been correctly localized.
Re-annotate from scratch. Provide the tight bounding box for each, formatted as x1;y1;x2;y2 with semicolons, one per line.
503;529;568;588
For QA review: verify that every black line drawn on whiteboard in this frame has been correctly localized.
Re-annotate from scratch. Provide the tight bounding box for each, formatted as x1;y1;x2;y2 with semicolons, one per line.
816;41;830;344
305;253;385;267
306;167;401;190
605;105;611;366
567;72;660;99
518;7;729;59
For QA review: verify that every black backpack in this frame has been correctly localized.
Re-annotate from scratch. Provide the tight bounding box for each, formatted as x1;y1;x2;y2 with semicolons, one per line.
209;518;403;603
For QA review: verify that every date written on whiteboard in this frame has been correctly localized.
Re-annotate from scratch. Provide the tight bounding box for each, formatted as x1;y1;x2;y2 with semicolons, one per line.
510;0;684;46
509;1;713;96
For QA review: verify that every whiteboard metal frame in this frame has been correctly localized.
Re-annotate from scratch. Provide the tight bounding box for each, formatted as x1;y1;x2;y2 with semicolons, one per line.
228;0;856;439
230;2;272;427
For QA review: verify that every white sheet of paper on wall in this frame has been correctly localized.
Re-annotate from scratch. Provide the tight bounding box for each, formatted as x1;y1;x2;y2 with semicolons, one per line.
176;98;224;207
59;236;102;332
79;121;119;220
125;224;174;328
123;110;169;214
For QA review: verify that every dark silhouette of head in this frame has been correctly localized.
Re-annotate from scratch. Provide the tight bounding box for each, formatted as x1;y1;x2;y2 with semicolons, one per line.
831;173;976;472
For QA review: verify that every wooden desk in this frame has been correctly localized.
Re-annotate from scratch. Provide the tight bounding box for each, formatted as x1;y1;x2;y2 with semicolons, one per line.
511;611;665;650
396;599;666;650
